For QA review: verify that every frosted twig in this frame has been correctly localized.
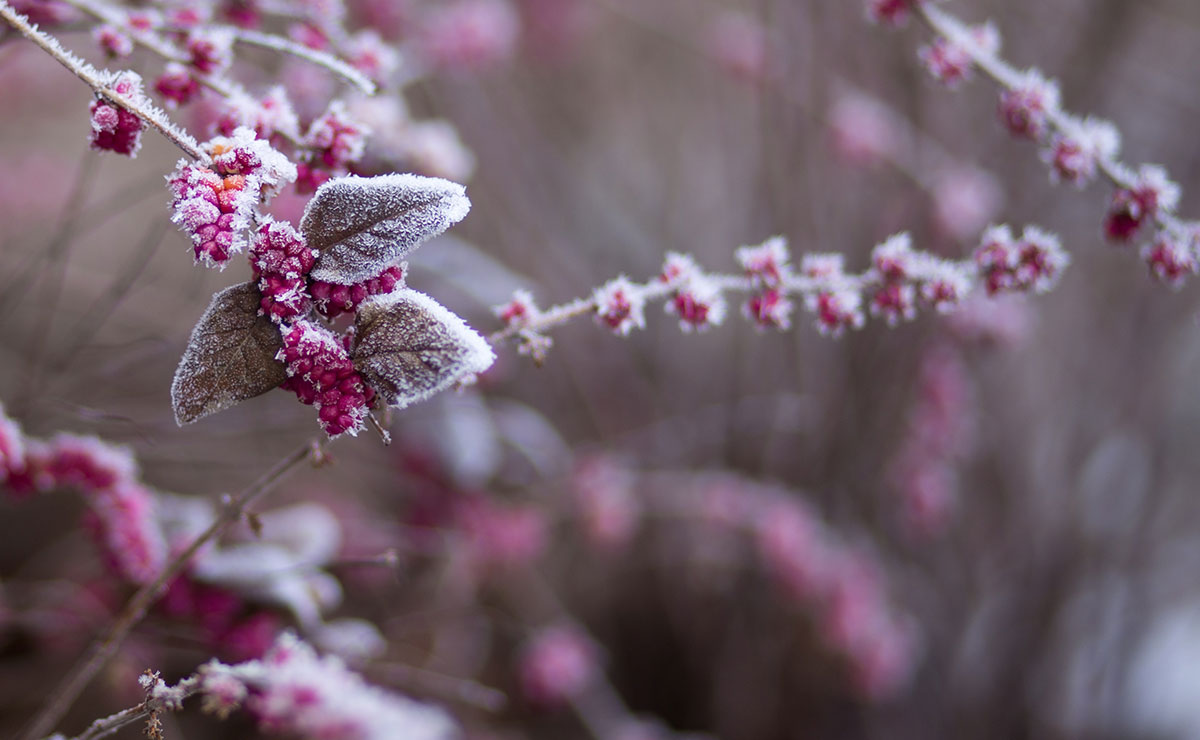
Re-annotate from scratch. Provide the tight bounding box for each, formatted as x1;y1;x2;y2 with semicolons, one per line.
18;440;324;740
915;2;1188;235
0;0;206;162
231;28;377;96
48;677;199;740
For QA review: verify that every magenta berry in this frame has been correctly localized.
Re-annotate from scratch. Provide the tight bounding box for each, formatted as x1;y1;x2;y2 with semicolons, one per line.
278;321;374;437
89;72;147;157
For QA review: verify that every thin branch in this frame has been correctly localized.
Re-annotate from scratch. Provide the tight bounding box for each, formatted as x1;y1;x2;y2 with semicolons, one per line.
19;440;323;740
915;2;1188;234
0;0;207;162
231;28;376;96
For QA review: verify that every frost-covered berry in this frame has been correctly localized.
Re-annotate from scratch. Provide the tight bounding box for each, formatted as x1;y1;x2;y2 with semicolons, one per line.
1042;117;1119;187
214;87;301;142
89;71;147;157
206;127;297;195
494;288;539;328
249;218;317;279
155;63;201;108
186;29;234;74
917;23;998;88
974;225;1067;294
310;265;405;319
1142;232;1197;288
168;163;256;266
659;252;726;331
298;102;367;192
808;286;866;336
593;276;646;335
918;260;972;313
737;236;790;287
278;321;375;437
1104;165;1181;242
998;70;1060;140
744;288;793;330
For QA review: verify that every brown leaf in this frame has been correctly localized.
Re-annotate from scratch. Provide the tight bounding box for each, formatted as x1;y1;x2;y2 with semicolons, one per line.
352;289;495;409
171;282;288;425
301;173;470;285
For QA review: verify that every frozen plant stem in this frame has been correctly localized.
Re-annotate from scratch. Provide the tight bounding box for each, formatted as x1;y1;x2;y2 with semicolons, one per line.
19;440;323;740
49;680;199;740
0;1;207;162
914;2;1186;234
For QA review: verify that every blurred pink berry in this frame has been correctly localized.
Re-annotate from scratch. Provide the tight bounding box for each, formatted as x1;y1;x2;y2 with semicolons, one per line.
706;11;768;83
155;63;201;108
572;455;640;548
186;29;235;75
829;93;901;165
419;0;520;72
94;24;133;58
930;166;1003;242
660;253;726;331
866;0;919;27
519;625;598;708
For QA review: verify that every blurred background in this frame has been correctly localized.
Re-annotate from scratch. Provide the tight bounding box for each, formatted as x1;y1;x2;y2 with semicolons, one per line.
4;0;1200;738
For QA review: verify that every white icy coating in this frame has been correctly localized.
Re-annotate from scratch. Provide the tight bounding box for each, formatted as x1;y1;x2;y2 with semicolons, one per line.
309;618;387;664
302;173;471;284
202;633;458;740
352;288;496;410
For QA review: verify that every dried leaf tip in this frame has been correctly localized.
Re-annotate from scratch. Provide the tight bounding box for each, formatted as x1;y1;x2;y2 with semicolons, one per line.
301;173;471;285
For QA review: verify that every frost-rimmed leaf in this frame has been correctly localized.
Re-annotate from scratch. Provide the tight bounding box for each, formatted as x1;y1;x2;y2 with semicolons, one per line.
301;173;470;285
352;289;495;410
171;282;288;425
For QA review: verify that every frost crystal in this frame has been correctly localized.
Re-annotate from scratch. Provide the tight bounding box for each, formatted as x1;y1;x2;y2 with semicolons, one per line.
302;174;471;284
352;288;496;410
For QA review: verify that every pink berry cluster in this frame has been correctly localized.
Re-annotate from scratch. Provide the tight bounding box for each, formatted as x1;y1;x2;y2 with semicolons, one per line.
250;219;317;321
900;3;1200;288
866;0;923;27
168;127;298;267
973;225;1069;295
278;322;376;438
296;101;369;193
194;632;457;739
585;468;917;701
89;71;148;156
0;406;166;586
161;575;283;662
752;496;915;699
888;341;976;537
738;236;796;329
